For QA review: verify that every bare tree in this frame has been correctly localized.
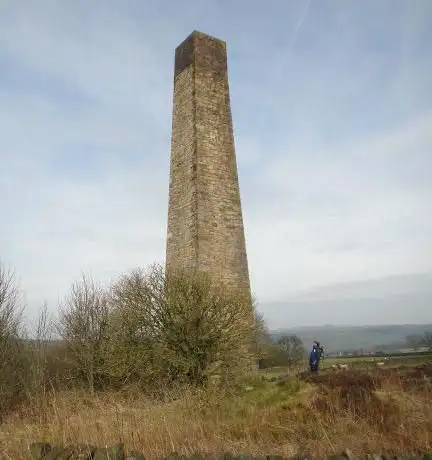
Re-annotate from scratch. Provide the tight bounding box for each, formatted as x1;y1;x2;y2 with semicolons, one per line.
257;333;306;369
30;303;54;388
0;261;22;340
58;274;109;393
0;261;27;416
277;334;306;363
251;309;273;366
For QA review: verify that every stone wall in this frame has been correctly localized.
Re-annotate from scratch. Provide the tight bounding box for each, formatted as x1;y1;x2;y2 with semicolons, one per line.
166;30;251;298
27;442;432;460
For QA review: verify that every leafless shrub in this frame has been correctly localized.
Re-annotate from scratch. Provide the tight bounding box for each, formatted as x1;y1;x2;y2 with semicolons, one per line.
0;261;22;339
58;274;109;393
25;302;57;413
0;260;28;416
251;309;272;365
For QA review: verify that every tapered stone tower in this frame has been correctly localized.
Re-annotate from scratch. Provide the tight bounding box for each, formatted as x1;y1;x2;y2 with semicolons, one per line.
166;30;251;297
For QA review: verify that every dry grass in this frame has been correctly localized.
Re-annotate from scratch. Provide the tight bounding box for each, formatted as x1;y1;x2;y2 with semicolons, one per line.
0;366;431;459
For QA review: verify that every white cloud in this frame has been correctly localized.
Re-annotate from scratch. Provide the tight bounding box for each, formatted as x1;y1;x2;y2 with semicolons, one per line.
244;114;432;300
0;0;431;327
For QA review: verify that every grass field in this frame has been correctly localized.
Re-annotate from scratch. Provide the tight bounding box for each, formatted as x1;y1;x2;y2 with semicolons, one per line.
259;352;432;378
0;355;431;459
321;352;432;369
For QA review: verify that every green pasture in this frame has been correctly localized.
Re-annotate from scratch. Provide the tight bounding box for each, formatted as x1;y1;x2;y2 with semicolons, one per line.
258;352;431;379
321;352;432;369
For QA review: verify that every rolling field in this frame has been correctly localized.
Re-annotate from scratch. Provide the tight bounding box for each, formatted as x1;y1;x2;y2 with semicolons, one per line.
321;351;432;369
260;351;432;379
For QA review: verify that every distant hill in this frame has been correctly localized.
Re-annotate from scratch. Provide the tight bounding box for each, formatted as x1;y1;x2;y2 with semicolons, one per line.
257;272;432;353
259;272;432;334
271;324;432;354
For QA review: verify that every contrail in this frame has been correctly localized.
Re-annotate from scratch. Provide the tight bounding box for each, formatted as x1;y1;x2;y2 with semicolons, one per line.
287;0;312;54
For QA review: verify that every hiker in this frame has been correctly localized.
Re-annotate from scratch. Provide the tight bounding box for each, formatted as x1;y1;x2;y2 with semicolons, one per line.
309;341;324;372
317;341;324;360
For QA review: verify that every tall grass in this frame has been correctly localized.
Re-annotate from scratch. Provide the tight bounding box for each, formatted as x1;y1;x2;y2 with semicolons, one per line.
0;368;431;459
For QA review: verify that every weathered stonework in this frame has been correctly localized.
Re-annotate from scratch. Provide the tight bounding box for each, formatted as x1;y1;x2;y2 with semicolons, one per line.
166;31;251;297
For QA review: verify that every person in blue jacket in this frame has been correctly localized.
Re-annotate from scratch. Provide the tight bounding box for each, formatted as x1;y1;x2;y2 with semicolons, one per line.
309;341;324;372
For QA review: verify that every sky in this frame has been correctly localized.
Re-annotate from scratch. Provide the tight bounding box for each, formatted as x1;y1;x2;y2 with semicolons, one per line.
0;0;431;328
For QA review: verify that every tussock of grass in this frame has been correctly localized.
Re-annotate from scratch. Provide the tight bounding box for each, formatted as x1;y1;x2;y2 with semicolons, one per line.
1;367;431;459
